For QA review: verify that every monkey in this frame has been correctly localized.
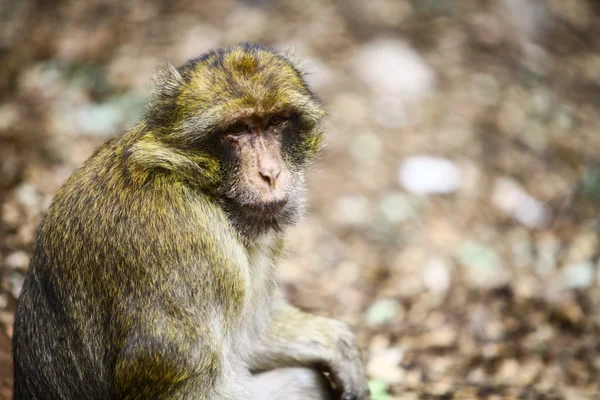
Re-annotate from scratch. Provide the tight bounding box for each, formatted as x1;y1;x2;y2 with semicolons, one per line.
12;43;369;400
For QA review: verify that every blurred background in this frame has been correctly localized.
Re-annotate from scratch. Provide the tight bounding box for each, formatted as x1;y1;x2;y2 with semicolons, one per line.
1;0;600;398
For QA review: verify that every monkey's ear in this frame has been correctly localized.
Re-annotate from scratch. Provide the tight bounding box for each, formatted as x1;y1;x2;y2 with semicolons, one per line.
146;60;183;128
152;60;183;95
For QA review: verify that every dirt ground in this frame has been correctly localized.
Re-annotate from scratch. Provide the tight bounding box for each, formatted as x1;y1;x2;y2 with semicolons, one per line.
1;0;600;399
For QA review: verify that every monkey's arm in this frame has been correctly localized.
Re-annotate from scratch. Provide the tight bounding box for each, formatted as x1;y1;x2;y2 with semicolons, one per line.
112;297;246;400
249;301;369;400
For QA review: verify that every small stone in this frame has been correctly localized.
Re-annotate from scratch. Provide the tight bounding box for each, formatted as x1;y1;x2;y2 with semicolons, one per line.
334;195;371;226
367;348;405;385
565;232;598;263
365;298;402;326
354;39;435;99
399;156;460;195
379;193;421;224
367;379;392;400
371;95;408;128
471;73;500;106
329;93;369;126
4;251;30;271
303;57;335;91
534;233;560;277
349;133;382;164
0;103;19;131
75;103;123;137
421;257;451;294
552;105;574;132
495;359;520;385
8;271;24;299
582;166;600;200
491;177;551;228
529;88;553;117
15;183;42;210
561;261;595;289
509;230;533;269
421;327;456;349
456;241;508;289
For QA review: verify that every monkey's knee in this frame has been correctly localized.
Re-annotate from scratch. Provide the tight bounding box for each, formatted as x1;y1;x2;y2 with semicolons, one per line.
250;367;334;400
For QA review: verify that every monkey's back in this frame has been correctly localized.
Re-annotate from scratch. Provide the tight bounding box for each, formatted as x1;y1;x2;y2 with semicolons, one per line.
12;136;246;399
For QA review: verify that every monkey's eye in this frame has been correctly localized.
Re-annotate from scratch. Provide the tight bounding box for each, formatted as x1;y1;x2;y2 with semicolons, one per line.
267;115;286;128
226;122;249;136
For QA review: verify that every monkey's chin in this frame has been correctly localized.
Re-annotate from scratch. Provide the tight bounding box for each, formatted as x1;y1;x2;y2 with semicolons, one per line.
246;198;289;215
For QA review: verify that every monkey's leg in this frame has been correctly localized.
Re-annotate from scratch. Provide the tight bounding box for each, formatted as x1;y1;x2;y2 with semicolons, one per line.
250;303;369;400
250;368;334;400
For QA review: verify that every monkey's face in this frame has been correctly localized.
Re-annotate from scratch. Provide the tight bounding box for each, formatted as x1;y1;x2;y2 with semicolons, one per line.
140;44;325;237
215;112;307;227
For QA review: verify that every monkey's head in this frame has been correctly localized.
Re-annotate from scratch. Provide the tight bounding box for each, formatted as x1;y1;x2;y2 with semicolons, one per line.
132;44;325;239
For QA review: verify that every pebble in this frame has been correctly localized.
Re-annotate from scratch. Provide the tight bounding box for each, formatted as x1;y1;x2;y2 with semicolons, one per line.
334;195;371;226
421;257;451;294
378;193;420;224
534;233;560;277
0;103;19;131
471;73;500;106
398;156;460;195
365;298;402;326
4;251;30;271
354;39;435;99
75;102;123;137
561;261;595;289
367;348;405;384
565;232;598;263
15;183;43;210
491;177;551;228
456;241;508;289
367;379;391;400
371;94;408;128
349;133;382;164
8;271;24;299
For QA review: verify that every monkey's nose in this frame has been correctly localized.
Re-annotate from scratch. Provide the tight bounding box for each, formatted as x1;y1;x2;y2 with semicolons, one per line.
259;166;281;189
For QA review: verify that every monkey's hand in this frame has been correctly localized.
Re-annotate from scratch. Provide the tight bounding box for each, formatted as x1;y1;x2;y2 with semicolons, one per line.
250;303;369;400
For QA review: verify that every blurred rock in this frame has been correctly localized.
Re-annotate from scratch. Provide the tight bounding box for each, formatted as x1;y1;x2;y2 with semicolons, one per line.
508;229;534;269
334;195;371;226
581;166;600;200
456;241;508;289
367;348;405;385
365;298;403;327
534;232;560;277
73;92;147;138
328;93;369;126
564;232;598;264
398;156;460;195
303;57;335;91
422;257;451;294
7;271;24;299
15;183;42;211
378;193;421;224
470;12;505;48
371;95;408;128
504;0;548;42
74;103;122;138
491;177;551;228
561;261;595;289
349;133;382;164
4;251;29;272
368;381;391;400
471;73;500;106
354;39;434;99
0;103;19;131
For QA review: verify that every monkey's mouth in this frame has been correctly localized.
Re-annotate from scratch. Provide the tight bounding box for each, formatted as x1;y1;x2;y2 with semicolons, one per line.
248;198;289;214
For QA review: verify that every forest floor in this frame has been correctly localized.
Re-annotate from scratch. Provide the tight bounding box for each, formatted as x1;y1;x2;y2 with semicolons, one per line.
1;0;600;398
